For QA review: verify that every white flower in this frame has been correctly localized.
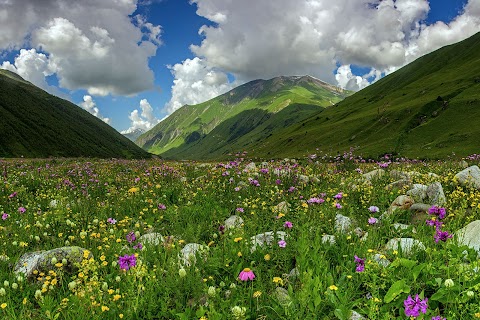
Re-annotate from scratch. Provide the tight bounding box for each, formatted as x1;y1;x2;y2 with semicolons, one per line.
207;286;216;297
444;279;454;288
178;268;187;278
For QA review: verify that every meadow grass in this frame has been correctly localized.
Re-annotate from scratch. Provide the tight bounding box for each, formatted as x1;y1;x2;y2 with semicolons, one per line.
0;156;480;319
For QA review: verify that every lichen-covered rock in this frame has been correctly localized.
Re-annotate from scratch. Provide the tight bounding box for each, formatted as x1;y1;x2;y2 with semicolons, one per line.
250;231;286;252
455;166;480;190
274;287;292;306
178;243;208;266
224;215;244;229
455;220;480;253
385;238;425;255
14;246;91;279
372;254;391;267
335;214;353;233
426;182;446;206
350;310;366;320
362;169;385;181
273;201;290;215
409;203;432;213
406;184;428;202
385;179;411;190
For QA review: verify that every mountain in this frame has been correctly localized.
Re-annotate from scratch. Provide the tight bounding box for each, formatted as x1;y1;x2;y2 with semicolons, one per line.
123;129;145;142
0;69;149;158
137;75;350;156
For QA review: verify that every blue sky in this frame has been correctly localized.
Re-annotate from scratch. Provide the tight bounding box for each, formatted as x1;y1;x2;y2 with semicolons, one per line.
0;0;477;134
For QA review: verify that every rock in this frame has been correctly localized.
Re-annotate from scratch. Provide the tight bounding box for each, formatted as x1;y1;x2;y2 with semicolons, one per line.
426;182;446;206
245;162;256;172
14;246;91;279
393;223;411;231
406;184;428;202
362;169;385;181
385;238;425;255
274;287;292;306
250;231;287;252
455;220;480;253
225;215;244;229
139;233;165;247
350;310;366;320
273;201;290;215
179;243;207;266
455;166;480;190
388;195;414;214
335;214;353;233
460;160;469;169
298;175;309;184
390;170;410;180
287;267;300;280
322;235;336;245
386;179;411;190
372;254;391;267
427;172;440;179
409;203;432;213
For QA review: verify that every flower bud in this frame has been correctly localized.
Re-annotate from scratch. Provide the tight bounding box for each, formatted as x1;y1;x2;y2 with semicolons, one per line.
178;268;187;278
444;279;454;288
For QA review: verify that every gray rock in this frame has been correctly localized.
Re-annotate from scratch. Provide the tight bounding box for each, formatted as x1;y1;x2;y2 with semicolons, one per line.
455;166;480;190
298;175;309;184
387;195;415;214
250;231;287;252
322;234;336;245
409;203;432;213
406;184;428;202
245;162;256;172
225;215;244;229
287;267;300;280
426;182;446;206
179;243;207;266
273;201;290;215
335;214;353;233
386;179;411;190
14;246;91;279
274;287;292;306
372;254;391;267
385;238;425;255
350;310;366;320
390;170;410;180
139;233;164;247
362;169;385;181
455;220;480;253
393;223;411;231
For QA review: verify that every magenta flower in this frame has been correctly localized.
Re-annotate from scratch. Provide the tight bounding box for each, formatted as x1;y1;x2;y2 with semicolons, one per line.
334;193;343;199
354;255;365;272
18;207;26;214
133;242;143;250
368;206;379;213
238;268;255;281
368;217;378;225
426;219;443;229
107;217;117;224
307;197;324;204
283;221;293;229
118;254;137;270
157;203;166;210
275;179;282;185
278;240;287;248
404;294;428;317
8;192;17;198
431;316;446;320
1;213;8;220
126;232;136;243
236;207;244;213
434;230;453;243
335;203;342;209
428;206;446;219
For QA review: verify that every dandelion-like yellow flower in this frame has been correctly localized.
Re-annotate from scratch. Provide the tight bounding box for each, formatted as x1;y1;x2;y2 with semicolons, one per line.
101;306;109;312
1;303;6;309
273;277;284;286
264;254;271;261
329;285;338;291
128;187;139;193
253;291;262;298
234;237;242;242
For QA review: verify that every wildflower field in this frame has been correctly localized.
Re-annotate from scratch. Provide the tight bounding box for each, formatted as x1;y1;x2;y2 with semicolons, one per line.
1;155;480;319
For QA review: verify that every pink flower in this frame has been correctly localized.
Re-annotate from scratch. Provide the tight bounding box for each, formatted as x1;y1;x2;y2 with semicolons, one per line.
18;207;26;214
238;268;255;281
335;203;342;209
278;240;287;248
1;213;8;220
368;206;379;213
334;193;343;199
107;218;117;224
284;221;293;229
368;217;378;225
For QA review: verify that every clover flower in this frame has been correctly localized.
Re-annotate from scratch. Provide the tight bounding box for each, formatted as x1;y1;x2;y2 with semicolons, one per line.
368;206;379;213
368;217;378;225
118;254;136;271
404;294;428;317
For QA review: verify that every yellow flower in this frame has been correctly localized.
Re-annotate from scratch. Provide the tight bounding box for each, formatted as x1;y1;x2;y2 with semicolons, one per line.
277;213;285;218
128;187;139;193
253;291;262;298
1;303;6;309
329;285;338;291
237;251;242;257
113;294;121;301
234;237;242;242
301;202;309;208
101;306;109;312
119;314;124;318
273;277;284;286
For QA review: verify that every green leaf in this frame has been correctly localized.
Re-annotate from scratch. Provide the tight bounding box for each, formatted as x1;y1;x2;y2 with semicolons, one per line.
412;263;425;281
430;290;446;301
399;258;417;269
384;279;409;303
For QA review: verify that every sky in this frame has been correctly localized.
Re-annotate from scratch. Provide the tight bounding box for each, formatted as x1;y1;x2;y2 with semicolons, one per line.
1;0;479;134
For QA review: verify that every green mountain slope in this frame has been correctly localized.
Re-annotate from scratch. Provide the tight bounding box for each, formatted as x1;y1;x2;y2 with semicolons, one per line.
0;69;149;158
137;75;350;155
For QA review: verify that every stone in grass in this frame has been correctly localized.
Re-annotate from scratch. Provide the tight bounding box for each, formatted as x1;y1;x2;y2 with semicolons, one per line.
244;162;256;172
224;215;244;230
139;233;164;247
380;195;414;221
287;267;300;280
362;169;385;181
14;246;92;279
406;184;428;203
455;220;480;253
350;310;366;320
274;287;292;306
297;175;309;184
335;214;353;234
426;182;446;206
372;254;391;267
178;243;208;267
322;234;336;245
273;201;290;215
385;238;425;256
455;166;480;190
385;179;411;190
393;223;415;232
250;231;286;252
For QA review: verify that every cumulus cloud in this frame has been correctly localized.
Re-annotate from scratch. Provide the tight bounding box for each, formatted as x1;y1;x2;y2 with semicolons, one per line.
0;0;160;96
188;0;480;91
164;57;235;114
79;95;111;124
122;99;160;134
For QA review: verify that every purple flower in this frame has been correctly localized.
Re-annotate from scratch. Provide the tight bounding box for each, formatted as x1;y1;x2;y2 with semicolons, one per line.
354;255;365;272
1;213;8;220
236;207;244;213
428;206;446;220
275;179;282;185
368;217;378;225
368;206;379;213
157;203;166;210
126;232;136;243
283;221;293;229
278;240;287;248
307;197;324;204
107;218;117;224
434;230;453;243
404;294;428;317
335;203;342;209
218;225;225;234
288;186;296;193
431;316;446;320
426;219;443;229
8;192;17;199
118;254;137;270
18;207;26;214
334;193;343;199
234;187;240;192
133;242;143;250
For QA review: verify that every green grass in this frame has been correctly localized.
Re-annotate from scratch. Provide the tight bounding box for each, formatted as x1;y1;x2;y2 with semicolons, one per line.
0;70;149;159
1;157;480;319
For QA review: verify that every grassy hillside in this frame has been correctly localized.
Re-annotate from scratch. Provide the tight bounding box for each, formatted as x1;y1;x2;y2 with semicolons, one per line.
0;69;149;158
137;75;349;155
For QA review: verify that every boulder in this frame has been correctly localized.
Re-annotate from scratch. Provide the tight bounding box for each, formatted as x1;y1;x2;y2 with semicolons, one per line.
350;310;366;320
224;215;244;229
409;203;432;213
386;179;411;190
455;166;480;190
250;231;286;252
455;220;480;253
274;287;292;306
179;243;207;266
406;184;428;202
362;169;385;181
426;182;446;206
385;238;425;255
14;246;92;279
273;201;290;215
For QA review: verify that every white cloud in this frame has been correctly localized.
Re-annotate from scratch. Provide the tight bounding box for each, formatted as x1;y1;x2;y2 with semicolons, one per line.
188;0;480;92
0;0;161;96
1;48;52;89
121;99;160;134
79;95;111;124
164;57;235;114
335;65;371;91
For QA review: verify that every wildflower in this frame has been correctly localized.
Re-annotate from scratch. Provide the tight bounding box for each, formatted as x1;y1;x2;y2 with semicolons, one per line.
1;213;8;220
101;306;109;312
0;288;5;296
434;230;453;243
273;277;284;286
328;285;338;291
128;187;139;193
231;306;246;319
335;203;342;209
368;217;378;225
218;225;225;234
238;268;255;281
354;255;365;272
426;218;443;229
118;254;137;271
283;221;293;228
428;206;446;219
18;207;26;214
264;254;271;261
253;291;262;298
207;286;216;297
444;279;454;287
368;206;379;213
404;294;428;317
234;237;242;242
8;192;17;198
126;232;136;243
431;316;446;320
133;242;143;250
278;240;287;248
236;207;244;213
178;268;187;278
307;197;325;204
1;303;6;309
334;193;343;199
275;179;282;185
107;218;117;224
157;203;166;210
